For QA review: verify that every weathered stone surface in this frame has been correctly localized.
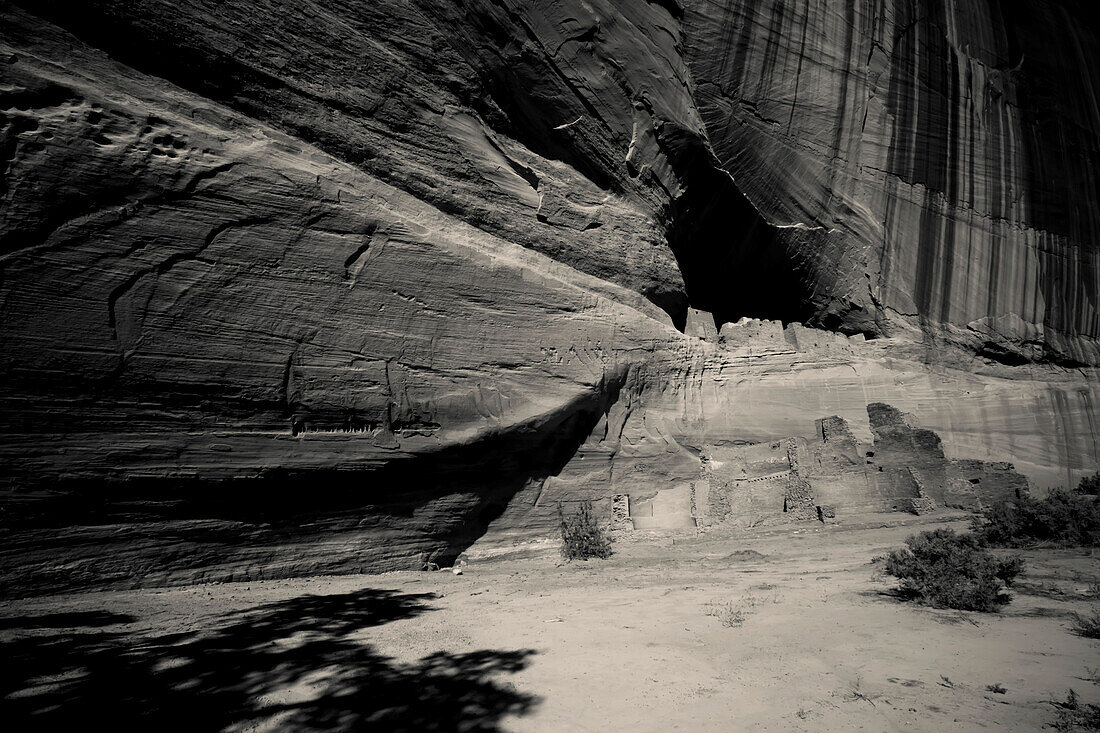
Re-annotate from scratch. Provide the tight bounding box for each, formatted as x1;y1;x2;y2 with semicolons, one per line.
643;403;1025;528
1;2;1098;592
685;307;719;342
685;0;1100;363
718;317;790;351
0;9;682;591
867;403;1030;512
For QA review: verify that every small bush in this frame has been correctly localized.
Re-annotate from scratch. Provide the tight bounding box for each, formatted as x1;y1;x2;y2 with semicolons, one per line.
972;489;1100;547
705;600;747;628
881;529;1023;612
1078;472;1100;496
1071;608;1100;639
558;500;612;561
995;554;1024;586
705;595;763;628
1053;689;1100;731
843;675;881;707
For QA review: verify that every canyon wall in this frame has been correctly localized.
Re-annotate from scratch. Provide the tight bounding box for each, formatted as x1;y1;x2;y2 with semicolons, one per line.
1;1;1098;591
685;0;1100;362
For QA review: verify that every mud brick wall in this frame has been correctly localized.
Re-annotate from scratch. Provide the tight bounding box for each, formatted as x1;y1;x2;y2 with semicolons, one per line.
783;439;818;520
945;460;1030;509
611;494;631;529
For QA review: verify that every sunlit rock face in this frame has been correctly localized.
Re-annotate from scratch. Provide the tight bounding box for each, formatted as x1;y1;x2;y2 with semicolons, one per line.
1;1;1097;590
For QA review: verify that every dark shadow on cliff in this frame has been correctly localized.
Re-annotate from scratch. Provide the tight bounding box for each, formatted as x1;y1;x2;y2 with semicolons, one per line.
658;124;814;330
1;369;632;593
0;588;538;731
0;610;136;631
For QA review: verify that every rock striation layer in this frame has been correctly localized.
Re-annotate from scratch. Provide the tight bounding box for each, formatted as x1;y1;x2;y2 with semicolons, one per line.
1;2;1098;592
685;0;1100;362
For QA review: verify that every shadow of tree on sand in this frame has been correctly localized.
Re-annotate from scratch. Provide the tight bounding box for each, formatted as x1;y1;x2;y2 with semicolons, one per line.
0;588;538;731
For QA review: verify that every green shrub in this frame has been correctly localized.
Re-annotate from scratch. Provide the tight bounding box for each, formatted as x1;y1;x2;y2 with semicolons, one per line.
972;489;1100;547
558;500;612;561
881;529;1023;612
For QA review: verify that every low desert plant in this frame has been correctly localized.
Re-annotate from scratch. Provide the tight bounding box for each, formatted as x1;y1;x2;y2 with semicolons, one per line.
557;500;612;561
1077;472;1100;496
710;601;746;628
843;675;880;707
973;489;1100;547
1071;607;1100;639
881;529;1023;612
1053;688;1100;731
986;683;1007;694
705;595;762;628
995;554;1025;586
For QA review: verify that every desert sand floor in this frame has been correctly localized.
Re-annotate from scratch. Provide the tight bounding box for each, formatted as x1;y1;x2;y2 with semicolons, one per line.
2;513;1098;731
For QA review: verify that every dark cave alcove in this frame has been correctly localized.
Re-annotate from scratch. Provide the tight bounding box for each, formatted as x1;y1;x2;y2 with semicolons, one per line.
658;124;814;332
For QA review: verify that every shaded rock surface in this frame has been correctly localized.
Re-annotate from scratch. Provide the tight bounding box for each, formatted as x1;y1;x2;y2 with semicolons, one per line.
1;2;1098;591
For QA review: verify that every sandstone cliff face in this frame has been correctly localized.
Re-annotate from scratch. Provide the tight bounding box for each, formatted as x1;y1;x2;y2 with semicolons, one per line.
1;2;1098;591
685;0;1100;362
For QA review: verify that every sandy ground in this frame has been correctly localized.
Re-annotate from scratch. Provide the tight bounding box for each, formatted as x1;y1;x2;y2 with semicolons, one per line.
2;513;1098;731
